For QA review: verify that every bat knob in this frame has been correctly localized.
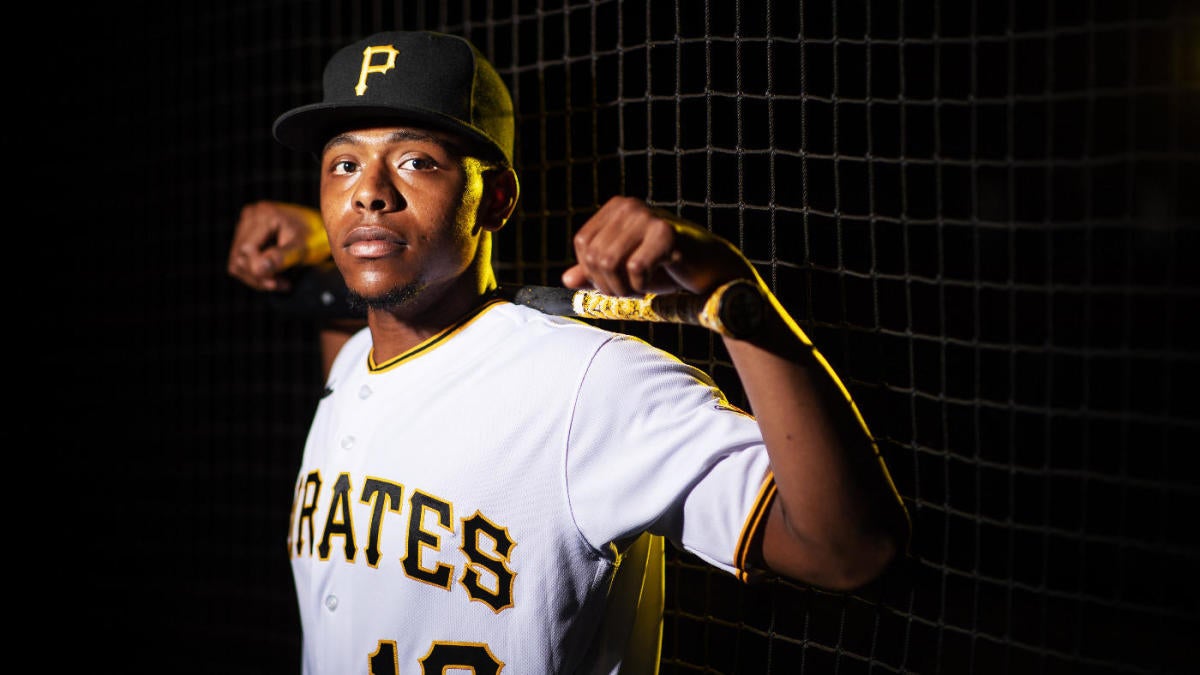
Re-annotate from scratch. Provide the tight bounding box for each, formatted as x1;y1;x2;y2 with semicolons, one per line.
707;279;766;339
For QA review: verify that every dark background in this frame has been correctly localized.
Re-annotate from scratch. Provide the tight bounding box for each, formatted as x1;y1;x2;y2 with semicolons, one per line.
21;1;1199;673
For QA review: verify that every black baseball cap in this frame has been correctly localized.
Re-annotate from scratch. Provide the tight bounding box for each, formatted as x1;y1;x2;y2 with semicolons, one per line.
273;31;514;165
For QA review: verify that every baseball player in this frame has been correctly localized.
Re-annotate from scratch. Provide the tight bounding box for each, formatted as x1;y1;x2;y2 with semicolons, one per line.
227;30;910;675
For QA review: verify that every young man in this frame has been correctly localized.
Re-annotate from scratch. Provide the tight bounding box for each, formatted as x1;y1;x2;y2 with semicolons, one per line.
227;30;909;675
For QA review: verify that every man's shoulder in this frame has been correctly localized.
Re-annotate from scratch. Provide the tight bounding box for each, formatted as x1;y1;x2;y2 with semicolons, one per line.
485;301;672;361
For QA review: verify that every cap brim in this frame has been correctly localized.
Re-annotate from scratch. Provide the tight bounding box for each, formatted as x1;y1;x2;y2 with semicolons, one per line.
273;102;504;161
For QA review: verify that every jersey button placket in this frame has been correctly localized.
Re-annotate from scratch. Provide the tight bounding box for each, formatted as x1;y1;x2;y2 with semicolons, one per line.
340;386;371;450
340;381;372;449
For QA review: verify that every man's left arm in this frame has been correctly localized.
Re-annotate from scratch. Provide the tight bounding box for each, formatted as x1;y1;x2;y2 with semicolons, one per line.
562;196;911;591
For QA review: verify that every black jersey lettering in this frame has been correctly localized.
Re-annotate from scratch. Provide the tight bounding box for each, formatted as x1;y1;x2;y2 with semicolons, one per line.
360;478;404;567
294;471;322;557
319;472;358;561
403;490;454;588
367;640;503;675
290;473;518;611
368;640;399;675
419;642;503;674
460;512;516;612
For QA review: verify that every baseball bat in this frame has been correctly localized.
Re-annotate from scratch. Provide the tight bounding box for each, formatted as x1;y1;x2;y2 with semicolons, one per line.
494;279;766;339
269;265;766;339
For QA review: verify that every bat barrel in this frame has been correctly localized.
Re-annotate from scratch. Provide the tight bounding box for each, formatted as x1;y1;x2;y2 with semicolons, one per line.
500;285;579;316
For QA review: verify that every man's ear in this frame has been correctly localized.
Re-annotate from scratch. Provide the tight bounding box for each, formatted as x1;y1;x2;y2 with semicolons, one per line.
477;167;520;232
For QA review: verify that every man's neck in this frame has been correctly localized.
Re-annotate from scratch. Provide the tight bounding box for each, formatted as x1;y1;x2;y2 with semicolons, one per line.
365;272;498;363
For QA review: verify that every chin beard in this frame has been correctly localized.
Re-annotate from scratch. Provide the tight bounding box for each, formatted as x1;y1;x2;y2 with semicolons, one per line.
345;281;423;312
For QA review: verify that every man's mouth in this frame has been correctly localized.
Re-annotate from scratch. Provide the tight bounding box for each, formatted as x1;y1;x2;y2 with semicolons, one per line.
343;226;408;258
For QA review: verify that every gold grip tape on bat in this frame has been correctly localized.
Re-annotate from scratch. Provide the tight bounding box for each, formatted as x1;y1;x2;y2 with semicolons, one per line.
572;292;665;322
569;280;747;336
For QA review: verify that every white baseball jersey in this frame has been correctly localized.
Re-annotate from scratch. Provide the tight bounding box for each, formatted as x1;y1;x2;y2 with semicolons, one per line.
288;298;777;674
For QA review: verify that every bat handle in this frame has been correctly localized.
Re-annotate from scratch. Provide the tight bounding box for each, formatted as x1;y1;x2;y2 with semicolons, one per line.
662;279;766;339
563;279;766;339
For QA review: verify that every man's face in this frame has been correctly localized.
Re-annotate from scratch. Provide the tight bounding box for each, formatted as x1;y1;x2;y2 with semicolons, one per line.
318;126;488;307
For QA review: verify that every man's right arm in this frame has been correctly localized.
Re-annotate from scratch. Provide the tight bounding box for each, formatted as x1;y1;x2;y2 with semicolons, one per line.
227;200;362;379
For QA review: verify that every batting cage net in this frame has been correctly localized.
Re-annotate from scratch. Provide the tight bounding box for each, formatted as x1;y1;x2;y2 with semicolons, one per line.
55;1;1198;673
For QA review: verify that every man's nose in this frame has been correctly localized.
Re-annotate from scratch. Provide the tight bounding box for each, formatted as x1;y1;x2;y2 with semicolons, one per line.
354;167;404;212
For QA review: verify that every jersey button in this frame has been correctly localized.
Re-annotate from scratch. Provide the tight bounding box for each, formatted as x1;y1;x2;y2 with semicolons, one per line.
358;384;372;399
324;594;338;611
341;436;356;450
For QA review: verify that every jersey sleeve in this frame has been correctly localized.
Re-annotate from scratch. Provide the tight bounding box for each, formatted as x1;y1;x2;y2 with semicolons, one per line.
564;334;775;579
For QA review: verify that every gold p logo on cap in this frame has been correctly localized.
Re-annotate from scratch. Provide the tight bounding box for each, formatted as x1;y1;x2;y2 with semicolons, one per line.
355;45;399;96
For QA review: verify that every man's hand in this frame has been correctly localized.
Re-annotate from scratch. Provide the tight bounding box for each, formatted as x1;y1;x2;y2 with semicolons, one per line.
561;196;758;298
227;201;330;292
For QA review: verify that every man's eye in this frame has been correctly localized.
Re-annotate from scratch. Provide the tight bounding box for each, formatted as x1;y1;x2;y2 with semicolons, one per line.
333;160;357;174
402;157;437;171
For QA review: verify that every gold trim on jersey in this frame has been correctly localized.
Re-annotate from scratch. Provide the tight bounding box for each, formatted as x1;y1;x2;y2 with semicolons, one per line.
368;297;506;372
733;473;777;583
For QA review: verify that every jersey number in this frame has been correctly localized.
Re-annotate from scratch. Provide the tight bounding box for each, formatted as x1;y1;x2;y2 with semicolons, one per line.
369;640;502;674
